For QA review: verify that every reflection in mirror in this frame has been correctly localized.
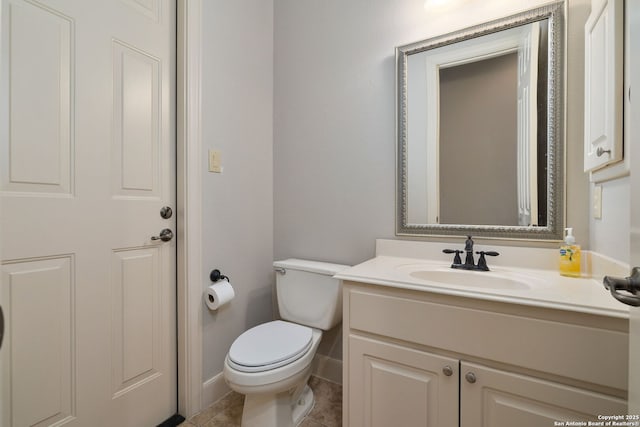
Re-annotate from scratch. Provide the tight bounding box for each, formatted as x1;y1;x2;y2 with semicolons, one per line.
439;52;522;225
397;2;564;240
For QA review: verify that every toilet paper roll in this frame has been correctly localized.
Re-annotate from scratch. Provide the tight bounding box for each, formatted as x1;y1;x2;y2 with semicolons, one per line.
205;279;235;310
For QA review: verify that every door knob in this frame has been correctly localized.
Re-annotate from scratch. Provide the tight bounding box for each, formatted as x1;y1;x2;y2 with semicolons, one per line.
603;267;640;307
151;228;174;242
442;365;454;376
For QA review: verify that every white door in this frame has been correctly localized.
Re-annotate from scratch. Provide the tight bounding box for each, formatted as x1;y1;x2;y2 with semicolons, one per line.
0;0;177;426
628;0;640;414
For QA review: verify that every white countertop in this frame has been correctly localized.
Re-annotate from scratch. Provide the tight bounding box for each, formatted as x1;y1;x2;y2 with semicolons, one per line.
335;255;629;319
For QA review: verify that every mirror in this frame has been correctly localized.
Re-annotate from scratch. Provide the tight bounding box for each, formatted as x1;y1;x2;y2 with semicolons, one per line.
396;2;564;240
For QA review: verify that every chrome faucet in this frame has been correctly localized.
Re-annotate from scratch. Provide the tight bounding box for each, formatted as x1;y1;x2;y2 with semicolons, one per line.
443;235;499;271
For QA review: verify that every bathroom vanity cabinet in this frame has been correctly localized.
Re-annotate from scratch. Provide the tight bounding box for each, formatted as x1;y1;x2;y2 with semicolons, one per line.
342;281;628;427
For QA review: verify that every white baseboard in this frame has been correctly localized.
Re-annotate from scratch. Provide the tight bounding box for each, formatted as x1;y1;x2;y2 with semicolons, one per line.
311;354;343;385
202;372;231;409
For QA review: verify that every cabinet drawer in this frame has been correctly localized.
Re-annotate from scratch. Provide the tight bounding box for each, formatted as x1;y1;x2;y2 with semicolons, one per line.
347;287;627;391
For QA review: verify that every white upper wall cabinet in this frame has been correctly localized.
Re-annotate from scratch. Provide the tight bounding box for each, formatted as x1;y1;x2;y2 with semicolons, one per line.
584;0;624;173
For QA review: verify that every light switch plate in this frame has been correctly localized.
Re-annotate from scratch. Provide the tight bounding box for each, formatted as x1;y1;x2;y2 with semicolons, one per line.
593;185;602;219
208;150;222;173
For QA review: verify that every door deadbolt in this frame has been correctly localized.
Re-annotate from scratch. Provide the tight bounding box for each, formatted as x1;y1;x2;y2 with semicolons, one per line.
151;228;174;242
160;206;173;219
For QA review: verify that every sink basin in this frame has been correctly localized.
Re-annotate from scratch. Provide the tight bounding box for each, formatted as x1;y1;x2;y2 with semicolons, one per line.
407;269;530;290
395;263;535;290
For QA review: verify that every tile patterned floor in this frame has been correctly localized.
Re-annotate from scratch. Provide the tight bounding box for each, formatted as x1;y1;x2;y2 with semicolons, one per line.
180;376;342;427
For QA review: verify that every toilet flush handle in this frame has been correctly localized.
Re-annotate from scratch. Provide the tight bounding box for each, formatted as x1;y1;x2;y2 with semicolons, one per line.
274;267;286;275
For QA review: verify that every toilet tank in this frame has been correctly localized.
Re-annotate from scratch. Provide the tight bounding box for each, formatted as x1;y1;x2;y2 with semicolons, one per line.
273;259;350;330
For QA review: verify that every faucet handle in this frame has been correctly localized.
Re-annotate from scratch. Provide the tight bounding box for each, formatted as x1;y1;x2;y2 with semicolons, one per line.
477;251;499;257
475;251;499;271
443;249;463;265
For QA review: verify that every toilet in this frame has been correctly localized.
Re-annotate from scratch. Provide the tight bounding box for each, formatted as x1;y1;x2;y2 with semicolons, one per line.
223;258;350;427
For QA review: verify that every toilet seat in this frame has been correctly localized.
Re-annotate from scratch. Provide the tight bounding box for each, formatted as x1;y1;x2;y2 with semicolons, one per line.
228;320;313;373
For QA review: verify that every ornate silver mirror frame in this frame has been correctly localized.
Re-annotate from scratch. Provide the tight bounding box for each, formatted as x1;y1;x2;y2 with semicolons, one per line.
396;2;565;240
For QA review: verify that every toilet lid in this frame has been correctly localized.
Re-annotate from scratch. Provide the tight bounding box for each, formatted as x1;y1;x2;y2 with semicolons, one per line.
228;320;313;373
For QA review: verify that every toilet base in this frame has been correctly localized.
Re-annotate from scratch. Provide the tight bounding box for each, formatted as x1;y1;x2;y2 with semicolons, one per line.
292;384;314;426
240;383;315;427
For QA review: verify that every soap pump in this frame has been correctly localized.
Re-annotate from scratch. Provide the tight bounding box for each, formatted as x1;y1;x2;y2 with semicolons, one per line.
559;227;581;277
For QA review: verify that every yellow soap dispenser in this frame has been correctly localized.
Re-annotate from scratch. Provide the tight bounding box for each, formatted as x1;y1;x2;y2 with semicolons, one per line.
559;227;581;277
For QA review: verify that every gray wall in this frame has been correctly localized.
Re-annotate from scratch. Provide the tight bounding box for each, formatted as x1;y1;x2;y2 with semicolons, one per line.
273;0;593;361
193;0;630;388
273;1;398;267
274;0;590;264
201;0;274;382
196;0;628;388
590;177;630;263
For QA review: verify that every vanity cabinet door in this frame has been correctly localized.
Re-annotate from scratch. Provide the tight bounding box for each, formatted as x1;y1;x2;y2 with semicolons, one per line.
584;0;624;172
347;335;458;427
460;362;627;427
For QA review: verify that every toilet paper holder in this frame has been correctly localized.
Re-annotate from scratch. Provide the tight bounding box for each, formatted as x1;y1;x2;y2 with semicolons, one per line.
206;270;235;310
210;269;229;283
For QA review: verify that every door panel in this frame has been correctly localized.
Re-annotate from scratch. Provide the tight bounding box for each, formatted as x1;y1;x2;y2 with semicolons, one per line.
0;0;176;426
112;39;161;197
348;335;458;427
460;362;626;427
3;1;73;195
2;257;74;427
111;247;162;397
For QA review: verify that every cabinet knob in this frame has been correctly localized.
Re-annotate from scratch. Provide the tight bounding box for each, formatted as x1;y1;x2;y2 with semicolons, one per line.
465;372;476;383
442;365;453;376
